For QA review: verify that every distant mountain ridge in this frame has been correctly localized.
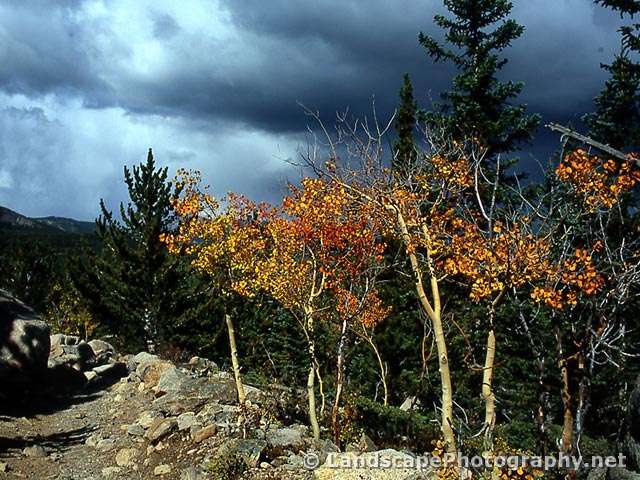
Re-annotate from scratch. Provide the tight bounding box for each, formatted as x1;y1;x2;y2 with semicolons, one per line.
0;205;95;234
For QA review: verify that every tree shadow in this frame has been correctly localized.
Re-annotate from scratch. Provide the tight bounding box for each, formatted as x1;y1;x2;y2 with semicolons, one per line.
0;364;126;418
0;424;97;458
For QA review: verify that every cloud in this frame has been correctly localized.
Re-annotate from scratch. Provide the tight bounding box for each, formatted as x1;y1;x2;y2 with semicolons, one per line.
0;0;634;218
0;94;299;220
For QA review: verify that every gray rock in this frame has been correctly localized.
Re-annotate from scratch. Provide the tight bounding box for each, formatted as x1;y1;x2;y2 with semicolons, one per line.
48;341;96;371
307;438;340;465
126;424;146;436
155;367;191;395
266;426;307;451
88;339;115;365
136;410;163;429
153;379;237;416
136;359;173;388
96;438;116;451
177;412;198;431
132;351;159;365
218;439;267;468
22;445;46;458
146;417;177;443
0;290;50;379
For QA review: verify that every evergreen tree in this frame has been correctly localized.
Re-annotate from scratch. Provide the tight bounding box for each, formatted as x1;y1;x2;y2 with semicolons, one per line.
393;74;419;177
587;0;640;150
595;0;640;51
75;149;197;351
419;0;540;158
583;49;640;150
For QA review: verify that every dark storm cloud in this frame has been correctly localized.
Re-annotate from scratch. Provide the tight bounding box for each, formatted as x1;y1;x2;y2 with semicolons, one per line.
0;0;634;218
0;1;114;102
0;0;627;132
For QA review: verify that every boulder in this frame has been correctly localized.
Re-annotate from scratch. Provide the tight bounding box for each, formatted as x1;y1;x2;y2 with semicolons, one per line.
314;449;433;480
0;290;50;380
88;339;115;365
155;366;191;395
132;351;159;365
48;340;95;371
152;377;238;416
136;359;173;388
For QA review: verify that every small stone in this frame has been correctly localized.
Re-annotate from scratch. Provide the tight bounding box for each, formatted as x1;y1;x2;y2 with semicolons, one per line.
191;424;216;443
154;464;172;475
127;424;145;436
84;371;98;382
137;410;162;429
23;445;46;458
146;418;177;443
115;447;139;467
85;434;101;447
0;462;7;473
177;412;197;431
96;438;116;451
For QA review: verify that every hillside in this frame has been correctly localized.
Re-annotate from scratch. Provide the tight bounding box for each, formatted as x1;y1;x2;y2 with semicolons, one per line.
0;206;95;234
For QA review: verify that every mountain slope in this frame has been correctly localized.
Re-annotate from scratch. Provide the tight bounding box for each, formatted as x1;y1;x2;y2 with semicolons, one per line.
0;206;95;234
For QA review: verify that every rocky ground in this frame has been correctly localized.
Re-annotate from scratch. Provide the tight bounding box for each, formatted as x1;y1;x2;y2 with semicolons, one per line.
1;291;432;479
1;349;432;480
0;349;318;479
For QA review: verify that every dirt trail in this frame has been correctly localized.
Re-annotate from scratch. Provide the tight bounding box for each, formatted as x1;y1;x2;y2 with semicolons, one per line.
0;381;152;479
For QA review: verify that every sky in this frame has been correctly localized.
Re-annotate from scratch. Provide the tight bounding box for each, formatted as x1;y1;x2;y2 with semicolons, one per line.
0;0;629;220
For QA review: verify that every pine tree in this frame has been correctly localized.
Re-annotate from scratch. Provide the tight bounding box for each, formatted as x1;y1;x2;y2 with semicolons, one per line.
419;0;540;158
595;1;640;51
75;149;197;351
583;49;640;150
587;0;640;150
393;73;419;177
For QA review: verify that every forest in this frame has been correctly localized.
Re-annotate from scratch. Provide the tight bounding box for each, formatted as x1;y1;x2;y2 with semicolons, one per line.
2;1;640;479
